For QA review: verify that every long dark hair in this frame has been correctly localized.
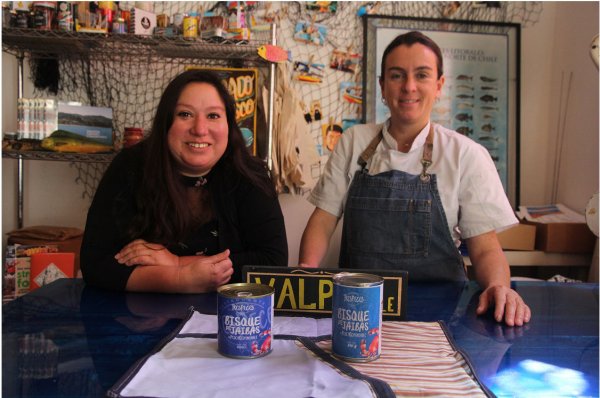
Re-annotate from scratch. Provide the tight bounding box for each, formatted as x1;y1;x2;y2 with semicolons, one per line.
129;69;274;244
380;31;444;80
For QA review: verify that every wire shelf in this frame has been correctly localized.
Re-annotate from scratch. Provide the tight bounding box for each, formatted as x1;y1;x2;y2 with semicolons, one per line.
2;149;116;163
2;27;271;62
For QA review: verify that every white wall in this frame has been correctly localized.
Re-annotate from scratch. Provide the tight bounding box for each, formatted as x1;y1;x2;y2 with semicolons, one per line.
3;3;599;266
547;2;599;213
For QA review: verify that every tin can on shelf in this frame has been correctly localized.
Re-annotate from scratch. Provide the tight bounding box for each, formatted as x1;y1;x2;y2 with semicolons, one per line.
332;272;383;362
123;127;144;148
182;13;198;40
32;2;56;30
112;17;126;34
56;1;73;31
172;12;184;28
217;283;274;359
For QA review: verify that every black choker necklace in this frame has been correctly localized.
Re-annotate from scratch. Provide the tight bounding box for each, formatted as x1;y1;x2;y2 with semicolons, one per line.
181;174;208;188
194;176;207;188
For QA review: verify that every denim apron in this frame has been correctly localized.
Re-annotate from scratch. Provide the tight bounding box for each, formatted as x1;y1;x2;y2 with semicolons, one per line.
339;124;467;281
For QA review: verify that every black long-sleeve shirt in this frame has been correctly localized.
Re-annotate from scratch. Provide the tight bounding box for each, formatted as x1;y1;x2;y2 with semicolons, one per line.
81;144;288;290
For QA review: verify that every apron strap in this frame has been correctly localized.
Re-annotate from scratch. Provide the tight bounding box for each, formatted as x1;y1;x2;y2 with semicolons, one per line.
358;128;384;169
358;123;436;180
420;124;435;182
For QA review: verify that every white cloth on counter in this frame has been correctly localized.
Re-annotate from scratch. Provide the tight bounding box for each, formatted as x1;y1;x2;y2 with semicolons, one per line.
108;312;393;398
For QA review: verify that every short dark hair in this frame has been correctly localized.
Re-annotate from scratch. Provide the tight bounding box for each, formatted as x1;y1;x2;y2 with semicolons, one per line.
380;31;444;80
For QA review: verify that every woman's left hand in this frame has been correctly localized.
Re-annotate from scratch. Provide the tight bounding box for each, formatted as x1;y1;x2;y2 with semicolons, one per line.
115;239;179;267
476;285;531;327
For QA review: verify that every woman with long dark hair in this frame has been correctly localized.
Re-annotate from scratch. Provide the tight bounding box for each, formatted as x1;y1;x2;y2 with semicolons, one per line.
81;70;287;292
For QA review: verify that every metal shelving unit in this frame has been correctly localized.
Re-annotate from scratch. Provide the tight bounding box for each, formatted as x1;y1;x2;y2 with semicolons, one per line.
2;150;115;163
1;27;270;61
2;26;277;228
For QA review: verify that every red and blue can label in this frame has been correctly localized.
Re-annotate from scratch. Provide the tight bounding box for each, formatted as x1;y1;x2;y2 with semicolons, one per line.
332;273;383;362
217;283;274;359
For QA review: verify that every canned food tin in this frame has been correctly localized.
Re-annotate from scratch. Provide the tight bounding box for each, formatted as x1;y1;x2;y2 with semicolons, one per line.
32;2;55;30
172;12;184;28
112;17;126;34
57;2;73;31
332;272;383;362
217;283;274;359
182;13;198;40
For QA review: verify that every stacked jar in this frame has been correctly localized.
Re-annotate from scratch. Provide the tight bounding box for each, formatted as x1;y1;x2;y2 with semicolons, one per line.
32;2;56;30
56;1;73;31
123;127;144;148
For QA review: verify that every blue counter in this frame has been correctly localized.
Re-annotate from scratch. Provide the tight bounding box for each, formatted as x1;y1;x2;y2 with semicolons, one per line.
3;279;598;397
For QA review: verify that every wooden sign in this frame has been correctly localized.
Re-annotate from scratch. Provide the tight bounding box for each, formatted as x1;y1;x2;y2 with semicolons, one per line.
243;266;407;320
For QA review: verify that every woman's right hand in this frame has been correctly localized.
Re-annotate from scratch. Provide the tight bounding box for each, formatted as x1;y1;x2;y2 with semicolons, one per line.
185;249;233;291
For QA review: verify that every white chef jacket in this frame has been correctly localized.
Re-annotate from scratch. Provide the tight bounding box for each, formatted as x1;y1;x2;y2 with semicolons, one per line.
308;120;517;246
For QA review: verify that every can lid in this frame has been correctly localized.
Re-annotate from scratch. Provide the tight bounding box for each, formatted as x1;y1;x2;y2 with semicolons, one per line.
217;283;274;298
333;272;383;287
33;2;57;9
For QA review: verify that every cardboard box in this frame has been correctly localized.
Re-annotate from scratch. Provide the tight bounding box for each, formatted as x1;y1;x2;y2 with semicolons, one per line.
497;223;537;251
131;7;156;36
529;222;596;254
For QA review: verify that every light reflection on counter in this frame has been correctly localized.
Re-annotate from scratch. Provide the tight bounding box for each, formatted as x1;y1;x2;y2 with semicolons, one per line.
491;359;590;397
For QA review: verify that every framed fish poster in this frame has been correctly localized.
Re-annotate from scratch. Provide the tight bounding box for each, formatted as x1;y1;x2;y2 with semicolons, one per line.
362;15;520;207
185;66;258;155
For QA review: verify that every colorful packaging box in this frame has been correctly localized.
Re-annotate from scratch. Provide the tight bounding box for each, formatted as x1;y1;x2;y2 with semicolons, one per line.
30;252;75;291
3;244;59;301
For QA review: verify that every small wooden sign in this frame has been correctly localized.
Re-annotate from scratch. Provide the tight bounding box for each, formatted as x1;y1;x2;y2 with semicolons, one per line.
243;266;407;320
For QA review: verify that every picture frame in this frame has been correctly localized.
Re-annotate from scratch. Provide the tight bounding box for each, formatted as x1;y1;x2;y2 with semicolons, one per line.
362;15;521;206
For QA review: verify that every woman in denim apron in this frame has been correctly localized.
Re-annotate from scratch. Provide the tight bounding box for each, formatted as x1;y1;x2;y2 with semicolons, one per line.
300;31;530;327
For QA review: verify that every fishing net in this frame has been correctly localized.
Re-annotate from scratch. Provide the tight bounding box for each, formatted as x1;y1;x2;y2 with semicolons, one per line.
24;1;543;199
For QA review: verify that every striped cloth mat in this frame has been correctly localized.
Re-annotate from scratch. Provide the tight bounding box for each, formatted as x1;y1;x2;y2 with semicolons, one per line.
316;321;491;398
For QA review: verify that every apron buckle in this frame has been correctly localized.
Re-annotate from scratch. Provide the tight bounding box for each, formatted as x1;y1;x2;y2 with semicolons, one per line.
420;159;432;182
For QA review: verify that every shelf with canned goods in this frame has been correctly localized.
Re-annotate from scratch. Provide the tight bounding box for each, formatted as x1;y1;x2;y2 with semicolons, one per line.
1;27;271;62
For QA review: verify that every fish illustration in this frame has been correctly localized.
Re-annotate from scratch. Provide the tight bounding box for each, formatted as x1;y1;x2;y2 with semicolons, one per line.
481;143;498;151
481;86;498;90
480;76;497;82
456;126;473;136
456;94;474;99
482;114;495;119
258;45;291;62
41;130;113;153
481;123;495;132
455;113;472;121
457;84;474;90
457;74;473;80
480;95;498;102
481;106;499;111
457;102;474;109
478;135;500;142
